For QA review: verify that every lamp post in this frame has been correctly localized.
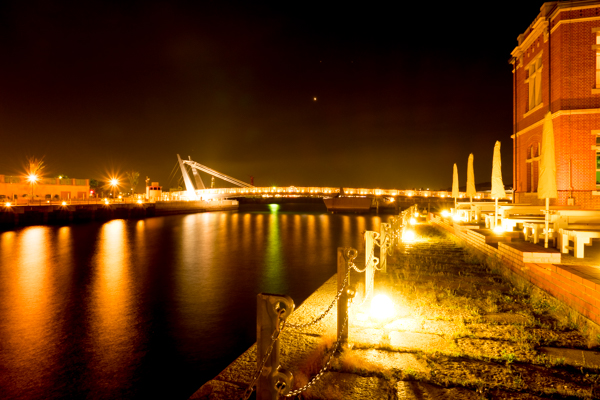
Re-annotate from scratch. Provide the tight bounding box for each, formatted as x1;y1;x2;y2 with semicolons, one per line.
109;178;119;201
27;173;38;204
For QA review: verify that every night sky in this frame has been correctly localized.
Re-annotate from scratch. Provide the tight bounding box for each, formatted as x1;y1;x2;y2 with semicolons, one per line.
0;2;544;191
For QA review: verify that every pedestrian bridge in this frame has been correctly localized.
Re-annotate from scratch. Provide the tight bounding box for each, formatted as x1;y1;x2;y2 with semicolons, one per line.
173;155;512;202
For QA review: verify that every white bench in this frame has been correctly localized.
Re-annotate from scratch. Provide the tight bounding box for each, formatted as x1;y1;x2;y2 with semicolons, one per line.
559;228;600;258
502;216;546;232
523;221;551;245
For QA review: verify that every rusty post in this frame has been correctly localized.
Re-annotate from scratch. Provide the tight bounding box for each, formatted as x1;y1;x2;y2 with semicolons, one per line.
337;248;349;347
256;293;294;400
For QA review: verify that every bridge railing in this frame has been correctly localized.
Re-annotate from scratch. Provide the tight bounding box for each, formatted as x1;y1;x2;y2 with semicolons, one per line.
168;186;511;201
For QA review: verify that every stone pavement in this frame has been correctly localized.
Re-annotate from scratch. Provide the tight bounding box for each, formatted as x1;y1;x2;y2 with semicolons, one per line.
190;223;600;399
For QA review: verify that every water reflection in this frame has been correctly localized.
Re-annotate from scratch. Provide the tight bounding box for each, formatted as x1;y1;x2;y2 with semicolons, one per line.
90;220;137;388
0;205;388;400
1;226;63;399
264;209;284;293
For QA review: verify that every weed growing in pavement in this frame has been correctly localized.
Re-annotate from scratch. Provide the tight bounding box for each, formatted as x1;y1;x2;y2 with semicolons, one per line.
500;350;516;366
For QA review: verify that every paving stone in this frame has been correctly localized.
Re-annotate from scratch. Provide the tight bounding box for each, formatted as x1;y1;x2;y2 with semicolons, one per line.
385;318;461;337
456;338;536;361
483;312;531;325
397;380;480;400
299;372;394;400
389;331;449;352
348;349;430;375
539;346;600;368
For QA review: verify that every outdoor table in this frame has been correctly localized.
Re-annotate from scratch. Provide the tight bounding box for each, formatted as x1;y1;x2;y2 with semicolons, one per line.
559;228;600;258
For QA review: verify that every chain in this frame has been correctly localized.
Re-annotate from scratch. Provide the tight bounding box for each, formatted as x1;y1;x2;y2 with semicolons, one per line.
350;242;376;273
287;267;350;330
284;300;351;397
242;309;286;400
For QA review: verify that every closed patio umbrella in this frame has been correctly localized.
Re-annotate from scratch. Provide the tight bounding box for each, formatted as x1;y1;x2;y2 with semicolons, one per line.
491;141;506;229
538;112;558;248
466;153;476;203
452;163;459;208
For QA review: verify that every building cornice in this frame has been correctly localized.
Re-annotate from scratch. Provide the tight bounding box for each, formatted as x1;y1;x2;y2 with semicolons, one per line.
551;15;600;34
511;17;549;63
513;108;600;138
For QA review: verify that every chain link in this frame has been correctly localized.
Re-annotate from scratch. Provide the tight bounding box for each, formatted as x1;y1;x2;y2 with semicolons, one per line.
287;267;350;330
242;308;286;400
284;300;351;397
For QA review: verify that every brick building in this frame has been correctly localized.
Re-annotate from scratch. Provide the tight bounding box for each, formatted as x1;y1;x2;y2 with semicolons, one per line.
511;0;600;207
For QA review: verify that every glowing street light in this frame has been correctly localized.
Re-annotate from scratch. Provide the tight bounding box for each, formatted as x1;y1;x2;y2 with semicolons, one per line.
402;229;416;242
27;173;39;202
109;178;119;200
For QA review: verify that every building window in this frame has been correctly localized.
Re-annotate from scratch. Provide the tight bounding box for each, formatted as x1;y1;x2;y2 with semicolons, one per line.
526;143;540;192
526;57;543;111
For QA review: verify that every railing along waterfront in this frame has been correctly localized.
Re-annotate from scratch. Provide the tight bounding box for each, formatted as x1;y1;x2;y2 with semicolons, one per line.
242;205;419;399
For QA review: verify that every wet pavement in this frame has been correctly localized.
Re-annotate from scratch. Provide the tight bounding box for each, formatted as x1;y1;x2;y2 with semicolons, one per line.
191;223;600;399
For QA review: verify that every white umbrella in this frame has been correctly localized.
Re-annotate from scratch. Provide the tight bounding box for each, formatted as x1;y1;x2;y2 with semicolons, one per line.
538;112;558;248
466;153;476;203
452;163;459;208
491;141;506;229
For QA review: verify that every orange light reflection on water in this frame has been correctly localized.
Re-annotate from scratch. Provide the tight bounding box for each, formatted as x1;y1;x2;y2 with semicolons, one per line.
90;220;136;381
2;226;63;395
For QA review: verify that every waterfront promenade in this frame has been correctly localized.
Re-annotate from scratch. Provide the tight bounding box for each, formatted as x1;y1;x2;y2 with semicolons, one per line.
192;222;600;399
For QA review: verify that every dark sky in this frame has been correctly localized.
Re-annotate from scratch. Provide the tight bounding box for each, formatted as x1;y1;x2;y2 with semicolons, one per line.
0;1;544;190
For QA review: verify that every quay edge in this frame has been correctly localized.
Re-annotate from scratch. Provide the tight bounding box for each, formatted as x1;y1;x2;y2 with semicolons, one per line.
0;200;238;229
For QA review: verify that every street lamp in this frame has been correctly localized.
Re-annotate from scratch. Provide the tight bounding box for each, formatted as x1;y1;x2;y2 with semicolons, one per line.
27;173;38;203
109;178;119;201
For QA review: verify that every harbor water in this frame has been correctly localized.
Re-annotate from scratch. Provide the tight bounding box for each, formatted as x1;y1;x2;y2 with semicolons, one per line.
0;203;387;399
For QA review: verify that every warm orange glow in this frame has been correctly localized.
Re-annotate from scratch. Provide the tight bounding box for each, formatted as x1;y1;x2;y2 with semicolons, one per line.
27;173;38;183
61;201;67;206
402;229;416;242
91;220;134;378
5;202;11;207
109;178;119;187
371;294;394;320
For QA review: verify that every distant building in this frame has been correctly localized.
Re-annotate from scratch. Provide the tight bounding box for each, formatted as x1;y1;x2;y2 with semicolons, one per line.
0;175;90;202
146;182;163;201
511;0;600;206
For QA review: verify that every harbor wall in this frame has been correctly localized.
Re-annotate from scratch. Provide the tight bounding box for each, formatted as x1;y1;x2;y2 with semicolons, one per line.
0;200;238;229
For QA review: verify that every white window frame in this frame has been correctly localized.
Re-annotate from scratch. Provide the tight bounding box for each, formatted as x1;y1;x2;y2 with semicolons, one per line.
525;55;543;112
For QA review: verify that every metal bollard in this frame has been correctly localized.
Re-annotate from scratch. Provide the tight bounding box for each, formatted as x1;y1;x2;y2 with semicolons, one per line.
380;223;390;274
256;293;294;400
337;247;356;348
364;231;379;301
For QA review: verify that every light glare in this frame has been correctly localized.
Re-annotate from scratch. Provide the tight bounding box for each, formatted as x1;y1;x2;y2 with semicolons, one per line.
371;294;394;320
402;229;416;242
